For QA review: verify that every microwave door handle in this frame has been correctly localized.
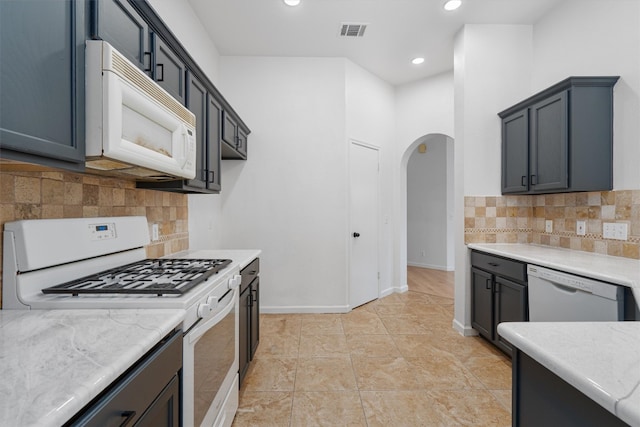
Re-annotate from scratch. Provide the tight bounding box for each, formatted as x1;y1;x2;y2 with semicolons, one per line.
181;126;189;168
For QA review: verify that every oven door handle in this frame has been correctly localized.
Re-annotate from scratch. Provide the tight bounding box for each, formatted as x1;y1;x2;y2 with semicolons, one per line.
187;287;237;343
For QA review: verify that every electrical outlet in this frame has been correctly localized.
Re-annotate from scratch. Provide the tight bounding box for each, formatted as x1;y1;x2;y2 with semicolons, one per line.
152;223;159;241
615;223;628;241
603;222;616;239
545;220;553;233
421;250;426;257
576;221;586;236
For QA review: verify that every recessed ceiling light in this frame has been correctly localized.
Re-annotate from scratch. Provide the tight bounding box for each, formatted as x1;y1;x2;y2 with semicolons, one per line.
443;0;462;11
284;0;301;6
411;57;425;65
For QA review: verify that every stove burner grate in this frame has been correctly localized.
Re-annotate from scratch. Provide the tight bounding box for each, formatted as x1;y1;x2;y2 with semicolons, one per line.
41;259;232;296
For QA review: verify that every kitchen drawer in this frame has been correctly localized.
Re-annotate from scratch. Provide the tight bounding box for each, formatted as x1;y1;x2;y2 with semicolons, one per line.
240;258;260;293
471;251;526;282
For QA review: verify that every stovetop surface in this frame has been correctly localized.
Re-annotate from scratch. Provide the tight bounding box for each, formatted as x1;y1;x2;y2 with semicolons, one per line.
41;258;232;296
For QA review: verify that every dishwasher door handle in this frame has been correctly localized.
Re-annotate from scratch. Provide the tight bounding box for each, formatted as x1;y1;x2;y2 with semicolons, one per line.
550;282;581;294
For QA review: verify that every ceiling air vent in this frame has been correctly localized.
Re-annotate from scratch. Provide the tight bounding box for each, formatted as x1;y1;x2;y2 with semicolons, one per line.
340;23;368;37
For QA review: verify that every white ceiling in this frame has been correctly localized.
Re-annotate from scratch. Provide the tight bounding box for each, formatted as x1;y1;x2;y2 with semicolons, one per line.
187;0;565;86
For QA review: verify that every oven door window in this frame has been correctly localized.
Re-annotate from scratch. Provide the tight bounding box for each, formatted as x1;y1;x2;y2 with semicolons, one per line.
193;305;236;426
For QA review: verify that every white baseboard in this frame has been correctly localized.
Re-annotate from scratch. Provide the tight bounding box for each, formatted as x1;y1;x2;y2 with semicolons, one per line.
407;261;454;272
452;318;478;337
380;284;408;298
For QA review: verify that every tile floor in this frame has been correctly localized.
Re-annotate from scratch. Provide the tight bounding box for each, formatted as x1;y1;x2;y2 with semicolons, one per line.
232;268;512;426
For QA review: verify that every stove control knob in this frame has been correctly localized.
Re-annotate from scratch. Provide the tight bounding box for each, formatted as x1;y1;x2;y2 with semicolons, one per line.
197;302;212;318
206;295;219;309
228;274;242;289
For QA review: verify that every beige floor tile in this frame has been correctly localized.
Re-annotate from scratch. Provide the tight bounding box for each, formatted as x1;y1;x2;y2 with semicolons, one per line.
242;357;297;392
290;391;367;427
393;331;505;362
379;315;446;334
232;391;293;427
300;315;344;335
490;389;513;414
360;390;443;426
464;355;513;390
341;310;388;334
254;334;300;358
345;334;401;357
299;334;349;357
406;355;485;390
428;389;511;426
295;357;357;391
352;356;420;390
260;314;302;336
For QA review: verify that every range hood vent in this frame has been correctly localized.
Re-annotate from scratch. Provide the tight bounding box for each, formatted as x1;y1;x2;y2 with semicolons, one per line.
340;23;368;37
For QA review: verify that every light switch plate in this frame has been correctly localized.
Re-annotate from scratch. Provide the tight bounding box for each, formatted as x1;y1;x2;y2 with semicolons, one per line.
545;220;553;233
576;221;586;236
603;222;616;239
152;223;159;241
615;223;628;241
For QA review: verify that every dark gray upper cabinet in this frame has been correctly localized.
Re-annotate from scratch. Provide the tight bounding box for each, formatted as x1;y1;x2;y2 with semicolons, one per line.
499;76;619;195
152;33;185;105
222;112;249;160
0;0;86;171
206;94;223;192
90;0;150;72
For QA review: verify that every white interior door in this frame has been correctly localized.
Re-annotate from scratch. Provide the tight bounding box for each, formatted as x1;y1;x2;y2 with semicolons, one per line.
349;141;379;308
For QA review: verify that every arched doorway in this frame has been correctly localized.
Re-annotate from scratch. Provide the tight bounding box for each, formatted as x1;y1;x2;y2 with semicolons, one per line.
397;133;454;295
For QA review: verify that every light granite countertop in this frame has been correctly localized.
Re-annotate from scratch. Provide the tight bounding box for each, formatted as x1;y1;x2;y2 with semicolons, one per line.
468;243;640;426
498;322;640;426
0;308;185;427
467;243;640;303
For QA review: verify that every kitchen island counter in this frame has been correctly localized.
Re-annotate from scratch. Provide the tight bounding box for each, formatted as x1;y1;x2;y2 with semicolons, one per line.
498;321;640;426
0;308;185;427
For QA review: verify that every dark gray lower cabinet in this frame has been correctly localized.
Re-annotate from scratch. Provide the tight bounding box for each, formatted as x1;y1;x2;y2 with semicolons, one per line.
0;0;85;171
513;350;629;427
471;251;528;356
239;258;260;386
66;330;182;427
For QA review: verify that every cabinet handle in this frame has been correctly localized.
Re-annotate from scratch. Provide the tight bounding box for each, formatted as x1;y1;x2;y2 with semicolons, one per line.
485;279;492;290
119;411;137;427
251;288;258;304
208;170;215;183
488;262;499;267
156;63;164;82
530;174;537;185
521;175;527;186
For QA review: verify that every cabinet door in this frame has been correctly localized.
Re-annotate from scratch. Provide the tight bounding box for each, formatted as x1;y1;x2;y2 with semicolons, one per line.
136;375;180;427
185;73;208;190
495;276;528;354
222;112;238;150
471;268;494;340
529;91;568;192
0;0;85;170
501;109;529;194
239;287;251;385
92;0;150;72
237;128;248;159
153;33;185;105
249;278;260;359
207;94;223;191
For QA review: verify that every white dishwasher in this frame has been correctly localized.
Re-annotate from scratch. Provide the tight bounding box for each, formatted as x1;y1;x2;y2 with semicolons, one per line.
527;265;624;321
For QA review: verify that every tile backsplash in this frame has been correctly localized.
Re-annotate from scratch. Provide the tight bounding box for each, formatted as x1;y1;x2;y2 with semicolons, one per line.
465;190;640;259
0;167;189;307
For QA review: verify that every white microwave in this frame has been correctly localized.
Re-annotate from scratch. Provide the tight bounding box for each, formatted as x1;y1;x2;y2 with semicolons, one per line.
85;40;196;181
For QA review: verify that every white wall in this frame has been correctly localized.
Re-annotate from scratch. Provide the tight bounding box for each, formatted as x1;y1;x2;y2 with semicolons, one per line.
217;57;350;312
407;135;450;270
345;62;396;296
453;25;534;335
532;0;640;190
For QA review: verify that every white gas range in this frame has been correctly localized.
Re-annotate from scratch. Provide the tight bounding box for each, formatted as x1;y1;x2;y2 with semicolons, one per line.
2;216;241;427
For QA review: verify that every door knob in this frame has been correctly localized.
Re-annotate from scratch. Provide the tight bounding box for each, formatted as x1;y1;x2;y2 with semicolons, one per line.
353;232;360;238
